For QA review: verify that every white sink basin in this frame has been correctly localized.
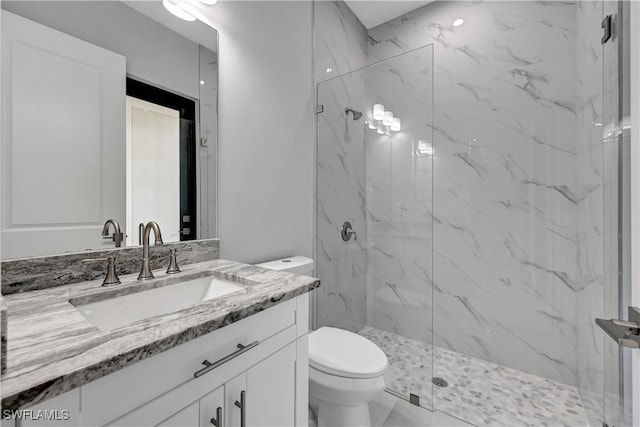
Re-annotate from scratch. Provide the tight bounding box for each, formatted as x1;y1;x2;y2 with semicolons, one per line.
73;275;244;332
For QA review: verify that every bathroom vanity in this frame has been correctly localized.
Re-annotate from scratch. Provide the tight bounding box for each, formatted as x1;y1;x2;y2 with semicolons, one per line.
0;255;319;427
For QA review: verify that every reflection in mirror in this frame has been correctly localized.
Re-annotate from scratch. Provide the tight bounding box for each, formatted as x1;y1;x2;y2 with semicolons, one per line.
0;1;218;259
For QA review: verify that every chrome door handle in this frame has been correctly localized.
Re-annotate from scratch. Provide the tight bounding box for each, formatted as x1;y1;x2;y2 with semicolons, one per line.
235;390;246;427
340;221;357;242
210;407;222;426
193;341;259;378
596;306;640;349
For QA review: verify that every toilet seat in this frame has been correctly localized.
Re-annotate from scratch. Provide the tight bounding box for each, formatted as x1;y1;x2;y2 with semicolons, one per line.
309;327;388;379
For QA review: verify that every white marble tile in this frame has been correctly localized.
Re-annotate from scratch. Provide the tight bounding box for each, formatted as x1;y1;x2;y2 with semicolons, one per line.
314;0;367;84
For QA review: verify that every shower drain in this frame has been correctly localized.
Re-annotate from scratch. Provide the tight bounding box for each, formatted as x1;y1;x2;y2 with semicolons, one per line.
431;377;449;388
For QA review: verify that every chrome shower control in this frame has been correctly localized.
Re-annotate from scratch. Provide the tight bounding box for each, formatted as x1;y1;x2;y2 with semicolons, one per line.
340;221;357;242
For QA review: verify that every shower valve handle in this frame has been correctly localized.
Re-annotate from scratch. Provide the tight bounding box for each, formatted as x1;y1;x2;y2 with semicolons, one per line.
341;221;357;242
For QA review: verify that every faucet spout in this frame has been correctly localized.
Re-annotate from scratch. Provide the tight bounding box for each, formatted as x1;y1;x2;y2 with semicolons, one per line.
138;221;163;280
102;219;123;248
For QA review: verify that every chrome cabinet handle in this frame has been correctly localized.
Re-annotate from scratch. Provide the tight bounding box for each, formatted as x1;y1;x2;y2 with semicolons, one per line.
235;390;246;427
210;407;222;426
193;341;259;378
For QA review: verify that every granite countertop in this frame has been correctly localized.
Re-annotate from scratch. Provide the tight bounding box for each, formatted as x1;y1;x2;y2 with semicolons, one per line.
0;259;320;410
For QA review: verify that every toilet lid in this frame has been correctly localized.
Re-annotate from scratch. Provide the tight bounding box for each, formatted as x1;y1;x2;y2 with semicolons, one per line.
309;327;388;379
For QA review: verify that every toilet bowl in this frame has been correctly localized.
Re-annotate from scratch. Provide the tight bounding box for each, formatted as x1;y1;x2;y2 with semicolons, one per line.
254;257;392;427
309;327;391;427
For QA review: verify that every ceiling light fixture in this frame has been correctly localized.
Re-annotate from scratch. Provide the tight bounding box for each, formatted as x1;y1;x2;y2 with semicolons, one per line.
452;18;464;27
199;0;218;4
163;0;196;21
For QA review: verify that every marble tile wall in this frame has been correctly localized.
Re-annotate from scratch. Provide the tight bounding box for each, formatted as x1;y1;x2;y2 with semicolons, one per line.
316;70;368;332
575;1;605;425
314;1;369;332
314;1;368;85
1;238;220;295
367;1;581;386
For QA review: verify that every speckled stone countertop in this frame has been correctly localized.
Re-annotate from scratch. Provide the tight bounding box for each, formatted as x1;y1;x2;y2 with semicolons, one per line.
1;259;320;410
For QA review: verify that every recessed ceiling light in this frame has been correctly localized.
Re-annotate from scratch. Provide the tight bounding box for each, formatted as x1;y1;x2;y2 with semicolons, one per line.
200;80;205;85
200;0;217;4
163;0;196;21
326;67;333;73
452;18;464;27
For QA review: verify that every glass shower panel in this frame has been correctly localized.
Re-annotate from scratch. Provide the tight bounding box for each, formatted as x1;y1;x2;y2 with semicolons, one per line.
315;45;434;409
361;46;434;410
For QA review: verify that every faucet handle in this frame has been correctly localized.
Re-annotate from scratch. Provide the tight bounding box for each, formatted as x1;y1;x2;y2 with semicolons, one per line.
82;256;121;287
166;247;193;274
166;249;180;274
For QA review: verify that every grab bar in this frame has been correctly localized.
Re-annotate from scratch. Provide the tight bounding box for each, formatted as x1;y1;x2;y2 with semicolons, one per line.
193;341;259;378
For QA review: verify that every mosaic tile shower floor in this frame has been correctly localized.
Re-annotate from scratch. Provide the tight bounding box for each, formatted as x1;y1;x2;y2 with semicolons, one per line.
359;326;591;427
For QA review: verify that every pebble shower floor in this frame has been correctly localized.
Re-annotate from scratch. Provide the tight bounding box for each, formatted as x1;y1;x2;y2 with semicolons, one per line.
359;326;591;427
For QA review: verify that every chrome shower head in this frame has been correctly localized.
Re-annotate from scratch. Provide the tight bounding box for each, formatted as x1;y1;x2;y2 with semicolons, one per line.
345;107;362;121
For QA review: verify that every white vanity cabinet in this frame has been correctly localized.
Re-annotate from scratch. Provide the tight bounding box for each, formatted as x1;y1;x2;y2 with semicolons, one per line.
113;341;297;427
18;294;309;427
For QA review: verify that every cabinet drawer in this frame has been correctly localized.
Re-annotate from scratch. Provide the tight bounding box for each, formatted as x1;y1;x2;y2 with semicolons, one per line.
82;298;297;426
107;326;297;427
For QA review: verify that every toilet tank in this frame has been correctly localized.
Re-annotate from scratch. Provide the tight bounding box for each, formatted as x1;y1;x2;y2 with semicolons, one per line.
255;256;314;275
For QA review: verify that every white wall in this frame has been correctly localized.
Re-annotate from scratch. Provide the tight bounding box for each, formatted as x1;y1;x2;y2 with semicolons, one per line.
202;1;314;264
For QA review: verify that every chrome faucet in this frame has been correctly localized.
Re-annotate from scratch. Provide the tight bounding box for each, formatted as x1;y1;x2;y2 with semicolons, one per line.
138;221;164;280
102;219;123;248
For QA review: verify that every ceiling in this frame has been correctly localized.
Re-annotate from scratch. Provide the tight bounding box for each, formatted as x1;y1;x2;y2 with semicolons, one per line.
344;1;433;29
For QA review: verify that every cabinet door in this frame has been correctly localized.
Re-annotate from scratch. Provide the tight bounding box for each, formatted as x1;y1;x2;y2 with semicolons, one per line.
17;389;80;427
224;374;246;427
246;342;296;427
156;402;198;427
199;386;224;427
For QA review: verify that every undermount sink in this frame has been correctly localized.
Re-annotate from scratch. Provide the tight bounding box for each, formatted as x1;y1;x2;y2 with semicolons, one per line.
73;275;244;332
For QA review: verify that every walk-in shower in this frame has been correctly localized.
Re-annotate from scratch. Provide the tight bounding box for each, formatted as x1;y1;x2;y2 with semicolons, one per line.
314;1;633;426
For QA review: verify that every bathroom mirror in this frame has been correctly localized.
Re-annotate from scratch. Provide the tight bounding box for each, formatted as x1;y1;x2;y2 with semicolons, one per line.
0;1;218;259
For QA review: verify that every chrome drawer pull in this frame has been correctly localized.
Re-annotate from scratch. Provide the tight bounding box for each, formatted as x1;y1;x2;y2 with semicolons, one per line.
193;341;259;378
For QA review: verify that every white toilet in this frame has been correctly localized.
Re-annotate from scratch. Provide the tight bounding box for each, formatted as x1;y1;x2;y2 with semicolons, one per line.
255;256;392;427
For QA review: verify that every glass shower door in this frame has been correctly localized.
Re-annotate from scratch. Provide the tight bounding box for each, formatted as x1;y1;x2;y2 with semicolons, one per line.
315;45;434;410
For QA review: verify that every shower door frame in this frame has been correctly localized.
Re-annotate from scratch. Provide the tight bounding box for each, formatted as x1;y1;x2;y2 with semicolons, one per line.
629;2;639;426
605;0;639;425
